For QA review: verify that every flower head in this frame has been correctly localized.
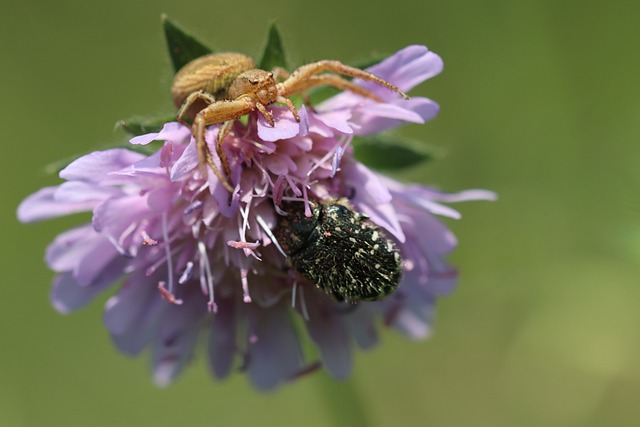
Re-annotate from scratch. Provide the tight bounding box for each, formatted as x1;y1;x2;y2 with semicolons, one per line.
18;45;495;390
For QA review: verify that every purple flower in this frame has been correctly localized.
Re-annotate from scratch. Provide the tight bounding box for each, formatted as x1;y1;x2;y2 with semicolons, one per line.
17;45;495;390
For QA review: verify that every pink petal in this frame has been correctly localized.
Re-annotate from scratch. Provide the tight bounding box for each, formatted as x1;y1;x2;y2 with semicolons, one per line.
59;149;144;181
17;187;96;223
247;301;303;390
304;295;353;380
51;272;112;314
129;122;191;145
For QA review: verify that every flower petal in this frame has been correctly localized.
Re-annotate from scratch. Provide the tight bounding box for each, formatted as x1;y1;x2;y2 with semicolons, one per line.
257;107;308;141
51;272;112;314
59;149;145;182
247;301;303;390
129;122;191;145
207;296;237;379
304;294;353;380
17;187;96;223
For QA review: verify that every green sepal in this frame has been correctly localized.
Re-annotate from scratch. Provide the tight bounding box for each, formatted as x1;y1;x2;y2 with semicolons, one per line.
353;133;435;170
116;115;176;136
258;22;288;71
162;14;213;73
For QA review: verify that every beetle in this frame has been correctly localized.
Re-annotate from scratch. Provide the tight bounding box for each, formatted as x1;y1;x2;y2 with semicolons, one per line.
171;53;409;192
273;199;402;303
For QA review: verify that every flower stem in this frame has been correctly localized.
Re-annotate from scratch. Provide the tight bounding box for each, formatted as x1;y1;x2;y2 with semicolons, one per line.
313;372;372;427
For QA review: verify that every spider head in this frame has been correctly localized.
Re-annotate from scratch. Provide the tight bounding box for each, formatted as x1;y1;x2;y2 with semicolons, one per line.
229;69;278;105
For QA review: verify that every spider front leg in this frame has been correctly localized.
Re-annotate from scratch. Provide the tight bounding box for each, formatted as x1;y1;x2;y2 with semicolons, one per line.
193;98;254;192
279;60;409;100
176;90;216;126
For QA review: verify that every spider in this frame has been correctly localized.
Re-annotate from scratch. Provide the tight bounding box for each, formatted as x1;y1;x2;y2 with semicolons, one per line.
171;52;409;192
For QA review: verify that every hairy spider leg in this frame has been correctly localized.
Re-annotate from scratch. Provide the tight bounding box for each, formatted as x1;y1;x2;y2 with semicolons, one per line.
287;74;384;102
192;98;256;192
278;60;409;100
176;90;217;126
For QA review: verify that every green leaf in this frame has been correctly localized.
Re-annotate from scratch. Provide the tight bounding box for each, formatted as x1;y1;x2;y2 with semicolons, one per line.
162;14;213;73
116;115;176;136
258;22;288;70
352;133;436;170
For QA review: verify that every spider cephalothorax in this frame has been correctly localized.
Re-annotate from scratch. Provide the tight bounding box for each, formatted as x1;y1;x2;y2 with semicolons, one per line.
171;52;409;192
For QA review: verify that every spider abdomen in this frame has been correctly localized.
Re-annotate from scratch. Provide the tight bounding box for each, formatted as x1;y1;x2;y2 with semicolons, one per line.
171;52;256;108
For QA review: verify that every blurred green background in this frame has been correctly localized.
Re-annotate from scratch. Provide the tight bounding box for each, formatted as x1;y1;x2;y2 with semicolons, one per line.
2;1;639;426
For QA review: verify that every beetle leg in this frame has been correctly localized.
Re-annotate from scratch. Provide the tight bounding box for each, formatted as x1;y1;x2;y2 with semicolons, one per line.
279;60;408;100
193;98;254;192
176;90;216;126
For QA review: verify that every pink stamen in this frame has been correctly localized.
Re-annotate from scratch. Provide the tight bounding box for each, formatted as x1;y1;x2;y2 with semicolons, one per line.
302;186;312;218
285;175;302;197
198;241;217;310
141;230;158;246
331;145;344;178
161;213;175;294
178;261;194;284
241;268;251;303
273;175;286;205
158;282;183;305
227;240;261;250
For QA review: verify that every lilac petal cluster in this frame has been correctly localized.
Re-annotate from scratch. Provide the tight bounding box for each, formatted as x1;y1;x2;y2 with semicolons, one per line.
17;45;495;390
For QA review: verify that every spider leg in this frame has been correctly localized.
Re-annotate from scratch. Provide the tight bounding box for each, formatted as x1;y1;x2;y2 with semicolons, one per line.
272;66;316;113
275;96;300;122
193;98;254;192
176;90;216;126
280;74;383;102
254;102;274;126
279;60;409;99
271;66;290;81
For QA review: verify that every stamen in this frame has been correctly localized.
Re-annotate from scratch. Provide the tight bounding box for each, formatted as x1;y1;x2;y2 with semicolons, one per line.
118;221;139;247
273;175;286;205
227;240;261;250
331;146;344;178
241;268;251;303
274;204;288;216
141;230;158;246
331;135;352;178
198;241;217;312
285;175;302;197
254;161;275;187
256;214;287;257
291;282;298;309
107;235;133;258
161;212;175;294
178;261;194;284
299;285;309;321
158;282;183;305
183;200;203;215
227;240;262;261
302;185;312;218
307;143;340;177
